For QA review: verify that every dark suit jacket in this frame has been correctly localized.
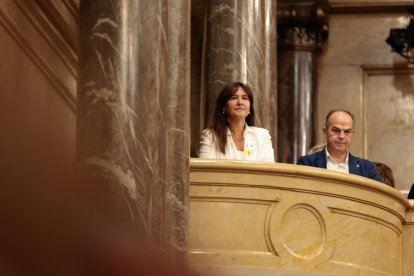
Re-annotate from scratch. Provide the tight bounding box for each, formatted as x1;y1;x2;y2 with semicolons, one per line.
297;148;382;182
408;184;414;199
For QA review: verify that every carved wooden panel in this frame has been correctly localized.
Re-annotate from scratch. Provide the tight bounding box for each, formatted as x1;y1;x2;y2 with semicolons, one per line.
0;0;79;166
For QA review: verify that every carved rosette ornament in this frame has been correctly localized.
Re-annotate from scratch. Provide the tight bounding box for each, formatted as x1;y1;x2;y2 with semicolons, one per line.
277;0;329;52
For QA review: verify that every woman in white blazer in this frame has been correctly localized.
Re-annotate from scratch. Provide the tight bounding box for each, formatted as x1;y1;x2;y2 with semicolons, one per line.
199;82;275;162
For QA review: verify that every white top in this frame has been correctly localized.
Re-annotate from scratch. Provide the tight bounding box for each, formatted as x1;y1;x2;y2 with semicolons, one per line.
198;125;275;162
326;147;349;174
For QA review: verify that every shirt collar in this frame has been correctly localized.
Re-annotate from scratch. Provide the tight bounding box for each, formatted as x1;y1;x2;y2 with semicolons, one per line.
325;147;349;164
226;123;252;136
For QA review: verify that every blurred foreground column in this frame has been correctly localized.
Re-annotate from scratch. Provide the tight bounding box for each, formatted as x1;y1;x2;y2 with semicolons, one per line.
277;0;329;163
77;0;190;263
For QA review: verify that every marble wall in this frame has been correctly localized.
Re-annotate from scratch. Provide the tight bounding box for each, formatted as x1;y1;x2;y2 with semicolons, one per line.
318;11;414;192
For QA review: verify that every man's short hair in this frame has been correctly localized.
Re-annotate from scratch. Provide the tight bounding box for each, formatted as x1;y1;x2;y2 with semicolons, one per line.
325;109;355;128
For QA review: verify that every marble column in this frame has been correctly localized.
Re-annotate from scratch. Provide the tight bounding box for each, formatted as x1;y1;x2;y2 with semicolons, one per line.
204;0;278;153
77;0;190;262
277;0;329;164
166;0;191;264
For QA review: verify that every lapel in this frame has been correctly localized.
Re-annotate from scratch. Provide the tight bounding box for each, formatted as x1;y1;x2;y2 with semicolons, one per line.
348;152;361;175
315;149;327;169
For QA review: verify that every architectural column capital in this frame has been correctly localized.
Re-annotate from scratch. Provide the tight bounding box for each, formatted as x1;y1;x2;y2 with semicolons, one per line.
277;0;330;51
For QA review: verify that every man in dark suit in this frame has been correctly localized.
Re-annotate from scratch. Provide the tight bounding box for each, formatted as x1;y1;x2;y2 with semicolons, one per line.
297;109;382;182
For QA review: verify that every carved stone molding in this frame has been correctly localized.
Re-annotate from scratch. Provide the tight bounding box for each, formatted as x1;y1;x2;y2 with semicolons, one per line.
277;0;329;51
278;26;325;52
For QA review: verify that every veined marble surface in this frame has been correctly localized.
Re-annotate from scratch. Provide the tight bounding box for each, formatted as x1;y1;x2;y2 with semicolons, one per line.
188;159;414;276
77;0;190;258
204;0;277;146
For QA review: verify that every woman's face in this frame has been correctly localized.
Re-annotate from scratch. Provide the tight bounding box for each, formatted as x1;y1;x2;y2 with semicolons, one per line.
224;87;250;120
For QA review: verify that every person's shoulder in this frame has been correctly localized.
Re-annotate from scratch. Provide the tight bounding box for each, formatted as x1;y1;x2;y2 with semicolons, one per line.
349;153;375;166
349;153;371;163
201;128;212;134
300;150;323;160
408;184;414;199
201;128;214;138
298;149;325;164
297;151;316;165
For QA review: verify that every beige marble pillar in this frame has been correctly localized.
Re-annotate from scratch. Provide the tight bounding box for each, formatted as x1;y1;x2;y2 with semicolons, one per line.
77;0;190;261
277;0;329;164
166;0;191;264
204;0;278;153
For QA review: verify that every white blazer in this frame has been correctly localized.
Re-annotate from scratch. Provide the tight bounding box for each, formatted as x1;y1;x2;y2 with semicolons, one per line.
198;126;275;162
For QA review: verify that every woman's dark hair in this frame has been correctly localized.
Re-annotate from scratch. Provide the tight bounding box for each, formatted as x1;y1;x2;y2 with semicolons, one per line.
375;162;395;188
209;82;255;154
